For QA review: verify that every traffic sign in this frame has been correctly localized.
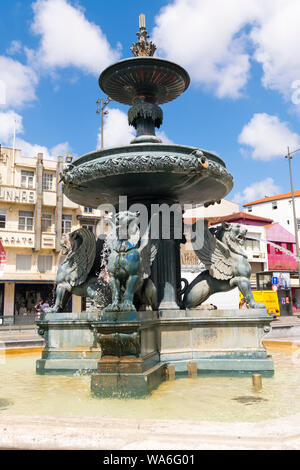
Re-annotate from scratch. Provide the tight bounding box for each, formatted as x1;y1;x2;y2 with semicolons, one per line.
272;276;278;285
272;285;278;292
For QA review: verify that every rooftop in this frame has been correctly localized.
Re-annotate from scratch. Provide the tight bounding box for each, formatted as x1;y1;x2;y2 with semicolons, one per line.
243;190;300;207
184;211;273;226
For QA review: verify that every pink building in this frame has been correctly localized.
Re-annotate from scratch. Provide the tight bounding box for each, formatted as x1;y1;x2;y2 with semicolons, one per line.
265;223;297;271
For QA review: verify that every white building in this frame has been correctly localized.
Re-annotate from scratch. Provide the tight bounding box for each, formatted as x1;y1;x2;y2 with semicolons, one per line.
184;199;239;220
243;191;300;245
0;146;104;318
181;210;270;309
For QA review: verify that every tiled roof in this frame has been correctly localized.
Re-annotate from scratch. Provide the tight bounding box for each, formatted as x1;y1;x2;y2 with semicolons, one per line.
183;211;273;225
243;190;300;207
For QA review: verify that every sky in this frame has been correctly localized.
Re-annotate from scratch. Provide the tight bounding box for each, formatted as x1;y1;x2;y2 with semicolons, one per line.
0;0;300;206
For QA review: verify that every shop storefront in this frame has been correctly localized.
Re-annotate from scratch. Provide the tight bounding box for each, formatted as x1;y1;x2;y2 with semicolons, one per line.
291;286;300;313
14;282;56;315
256;271;299;315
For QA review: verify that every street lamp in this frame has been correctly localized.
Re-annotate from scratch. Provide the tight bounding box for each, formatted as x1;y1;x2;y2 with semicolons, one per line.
285;147;300;286
96;97;113;149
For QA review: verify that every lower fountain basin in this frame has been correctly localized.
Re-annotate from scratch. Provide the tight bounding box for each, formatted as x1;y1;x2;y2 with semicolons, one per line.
0;351;297;424
62;143;233;208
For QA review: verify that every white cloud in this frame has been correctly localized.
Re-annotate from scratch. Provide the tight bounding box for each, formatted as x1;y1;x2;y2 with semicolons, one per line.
15;138;72;160
97;108;135;149
238;113;300;161
156;130;174;145
6;40;23;56
0;56;38;108
233;177;281;204
50;141;72;157
0;111;23;143
250;0;300;99
30;0;121;75
0;109;70;160
15;138;50;158
97;108;173;149
152;0;300;100
153;0;259;98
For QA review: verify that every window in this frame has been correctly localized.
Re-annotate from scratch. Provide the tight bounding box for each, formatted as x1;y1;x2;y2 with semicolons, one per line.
62;214;72;234
272;201;278;210
247;205;252;213
18;211;34;231
257;273;272;290
84;207;93;213
16;255;31;271
21;170;34;188
0;209;6;228
274;242;282;254
41;213;52;232
286;243;293;253
298;219;300;230
82;224;94;233
38;255;52;272
245;238;260;251
42;173;53;190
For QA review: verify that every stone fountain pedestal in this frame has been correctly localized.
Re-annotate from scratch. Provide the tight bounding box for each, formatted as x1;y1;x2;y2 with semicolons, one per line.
36;311;100;375
158;308;274;374
36;308;274;395
90;311;165;397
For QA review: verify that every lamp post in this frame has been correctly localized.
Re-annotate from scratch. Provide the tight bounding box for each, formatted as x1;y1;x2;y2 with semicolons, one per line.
96;97;113;149
285;147;300;286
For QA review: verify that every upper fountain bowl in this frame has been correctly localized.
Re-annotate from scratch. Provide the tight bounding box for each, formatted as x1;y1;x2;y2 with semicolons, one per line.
99;57;190;105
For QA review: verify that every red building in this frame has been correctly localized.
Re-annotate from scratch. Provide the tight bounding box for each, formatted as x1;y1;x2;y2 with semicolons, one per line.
265;223;298;271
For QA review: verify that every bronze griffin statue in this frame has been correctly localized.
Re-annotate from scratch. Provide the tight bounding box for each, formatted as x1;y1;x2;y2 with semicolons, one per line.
47;227;110;313
48;211;158;313
183;220;265;309
104;211;158;312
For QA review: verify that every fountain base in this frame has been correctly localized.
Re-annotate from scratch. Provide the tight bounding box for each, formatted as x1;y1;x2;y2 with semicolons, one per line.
36;308;274;392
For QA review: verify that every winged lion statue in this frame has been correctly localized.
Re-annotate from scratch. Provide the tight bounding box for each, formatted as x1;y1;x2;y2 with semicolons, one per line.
182;220;265;309
104;210;158;312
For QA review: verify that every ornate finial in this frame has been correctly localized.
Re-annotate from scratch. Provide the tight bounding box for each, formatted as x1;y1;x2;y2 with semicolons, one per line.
130;13;157;57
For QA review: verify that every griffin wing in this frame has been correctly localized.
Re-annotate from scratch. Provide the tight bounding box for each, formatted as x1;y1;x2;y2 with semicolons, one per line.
138;215;159;278
139;241;159;278
191;219;233;280
89;236;107;277
66;228;96;287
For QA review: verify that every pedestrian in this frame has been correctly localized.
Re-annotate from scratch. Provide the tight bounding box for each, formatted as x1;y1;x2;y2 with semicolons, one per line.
239;297;248;309
42;299;50;312
35;299;44;318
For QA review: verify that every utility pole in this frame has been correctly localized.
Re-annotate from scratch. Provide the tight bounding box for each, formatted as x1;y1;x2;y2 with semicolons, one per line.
285;146;300;286
96;97;112;149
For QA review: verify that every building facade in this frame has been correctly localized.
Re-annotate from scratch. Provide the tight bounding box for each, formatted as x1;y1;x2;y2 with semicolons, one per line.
181;211;300;312
243;191;300;245
0;146;103;317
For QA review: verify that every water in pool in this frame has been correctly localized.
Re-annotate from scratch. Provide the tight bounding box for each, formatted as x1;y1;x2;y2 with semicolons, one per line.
0;352;299;422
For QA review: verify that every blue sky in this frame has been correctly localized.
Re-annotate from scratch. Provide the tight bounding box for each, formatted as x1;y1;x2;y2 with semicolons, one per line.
0;0;300;206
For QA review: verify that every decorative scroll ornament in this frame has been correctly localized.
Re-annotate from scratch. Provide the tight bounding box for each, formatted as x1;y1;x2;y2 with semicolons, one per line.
60;152;233;196
130;13;157;57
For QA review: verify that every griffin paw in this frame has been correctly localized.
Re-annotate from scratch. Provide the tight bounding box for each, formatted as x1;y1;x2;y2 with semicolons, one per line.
119;301;136;312
103;302;120;312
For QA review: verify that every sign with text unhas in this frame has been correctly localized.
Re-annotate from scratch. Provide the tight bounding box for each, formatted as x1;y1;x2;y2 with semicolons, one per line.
0;186;36;204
